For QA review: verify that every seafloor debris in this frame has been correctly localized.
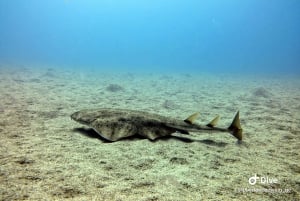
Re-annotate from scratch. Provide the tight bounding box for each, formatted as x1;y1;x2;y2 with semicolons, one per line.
42;68;58;78
252;87;272;98
106;84;124;92
15;157;35;165
162;100;177;109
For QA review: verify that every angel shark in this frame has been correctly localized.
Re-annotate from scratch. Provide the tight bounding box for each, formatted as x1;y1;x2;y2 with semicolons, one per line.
71;108;243;142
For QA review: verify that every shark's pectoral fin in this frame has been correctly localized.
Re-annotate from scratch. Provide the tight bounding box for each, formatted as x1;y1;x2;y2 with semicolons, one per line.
90;119;136;141
206;115;220;127
138;123;179;140
184;112;200;124
228;111;243;141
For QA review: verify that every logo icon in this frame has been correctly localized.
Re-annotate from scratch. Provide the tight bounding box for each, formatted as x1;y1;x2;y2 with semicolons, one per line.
248;174;259;185
248;174;278;185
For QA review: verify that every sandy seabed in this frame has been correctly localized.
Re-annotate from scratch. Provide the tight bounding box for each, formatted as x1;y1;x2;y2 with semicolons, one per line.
0;64;299;201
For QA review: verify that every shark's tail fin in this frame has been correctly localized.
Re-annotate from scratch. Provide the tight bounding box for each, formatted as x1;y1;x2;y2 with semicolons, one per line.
228;111;243;141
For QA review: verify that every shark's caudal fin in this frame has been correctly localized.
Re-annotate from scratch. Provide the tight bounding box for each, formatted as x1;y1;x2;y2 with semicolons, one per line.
228;111;243;141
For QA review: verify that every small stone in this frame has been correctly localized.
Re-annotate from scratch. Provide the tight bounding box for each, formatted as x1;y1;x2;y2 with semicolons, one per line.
169;157;188;165
15;157;35;165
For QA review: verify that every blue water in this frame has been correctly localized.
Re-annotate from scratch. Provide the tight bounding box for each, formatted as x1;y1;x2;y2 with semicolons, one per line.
0;0;299;74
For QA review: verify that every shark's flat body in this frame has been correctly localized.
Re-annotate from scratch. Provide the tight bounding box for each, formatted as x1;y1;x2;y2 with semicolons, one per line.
71;108;243;142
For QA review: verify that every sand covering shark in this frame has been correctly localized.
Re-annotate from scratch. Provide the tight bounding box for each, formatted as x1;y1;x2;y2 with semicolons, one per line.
71;108;243;142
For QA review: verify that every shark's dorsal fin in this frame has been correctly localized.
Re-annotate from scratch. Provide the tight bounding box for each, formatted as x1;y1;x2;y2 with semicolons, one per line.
184;112;200;124
206;115;220;127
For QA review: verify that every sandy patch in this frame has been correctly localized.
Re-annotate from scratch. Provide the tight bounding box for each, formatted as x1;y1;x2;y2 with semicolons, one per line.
0;65;299;200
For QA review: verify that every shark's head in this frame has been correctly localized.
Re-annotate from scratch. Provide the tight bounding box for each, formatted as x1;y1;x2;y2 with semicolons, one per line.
71;111;95;125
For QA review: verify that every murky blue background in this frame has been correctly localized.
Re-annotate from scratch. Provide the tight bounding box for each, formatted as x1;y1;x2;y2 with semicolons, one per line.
0;0;299;73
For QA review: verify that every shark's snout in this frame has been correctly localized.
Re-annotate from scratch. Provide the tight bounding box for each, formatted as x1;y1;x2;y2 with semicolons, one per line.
71;111;79;121
71;111;96;125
